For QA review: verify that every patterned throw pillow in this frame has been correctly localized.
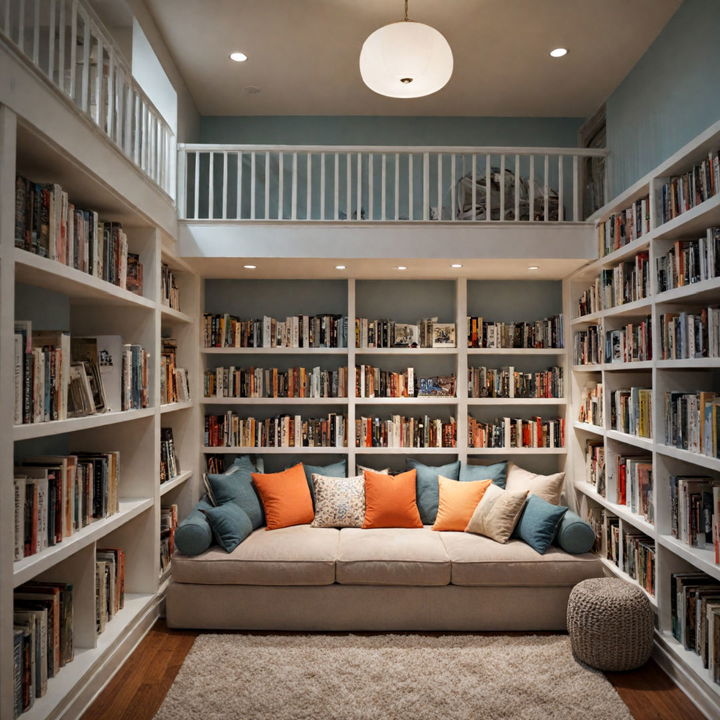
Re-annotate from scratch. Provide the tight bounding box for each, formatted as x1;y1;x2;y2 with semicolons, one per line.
311;473;366;528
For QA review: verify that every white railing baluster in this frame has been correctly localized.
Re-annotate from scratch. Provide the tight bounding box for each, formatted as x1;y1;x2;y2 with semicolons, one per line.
572;155;580;221
106;48;114;137
394;153;400;221
291;151;298;220
529;155;535;221
356;151;361;220
333;153;339;220
437;153;442;221
514;154;520;221
58;0;66;91
94;35;103;125
32;0;39;64
18;0;24;51
306;152;312;220
209;151;215;219
408;154;413;220
499;154;505;221
177;143;186;219
368;154;374;221
3;0;10;39
346;152;351;220
193;151;200;220
472;154;477;221
558;155;564;222
278;151;284;220
70;1;77;97
236;151;243;220
381;153;387;221
263;151;269;219
450;154;456;222
251;151;257;219
48;0;56;81
544;153;549;221
222;151;228;219
320;152;326;220
123;82;132;157
485;155;491;222
81;11;90;111
422;152;429;221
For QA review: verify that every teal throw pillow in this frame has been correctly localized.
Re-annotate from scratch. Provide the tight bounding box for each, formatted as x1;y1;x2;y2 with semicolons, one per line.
203;502;253;553
207;465;264;529
303;460;347;503
174;499;214;556
514;494;568;554
459;461;508;488
227;454;260;474
405;458;461;525
554;510;595;554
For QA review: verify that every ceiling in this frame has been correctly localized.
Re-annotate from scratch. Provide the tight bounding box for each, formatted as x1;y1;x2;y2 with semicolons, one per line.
145;0;680;117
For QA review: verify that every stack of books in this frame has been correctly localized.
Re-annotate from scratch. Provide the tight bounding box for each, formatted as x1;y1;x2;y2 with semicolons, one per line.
466;315;563;348
355;415;456;448
660;307;720;359
161;263;180;310
585;440;605;495
576;253;650;316
160;504;179;573
670;476;720;559
467;416;564;449
95;548;125;634
661;153;720;222
355;366;456;398
665;391;720;456
160;338;190;404
596;196;650;257
574;325;602;366
656;229;720;291
612;387;652;438
605;318;652;363
468;365;562;399
160;428;180;483
355;317;455;348
578;382;603;426
616;455;653;521
622;529;655;596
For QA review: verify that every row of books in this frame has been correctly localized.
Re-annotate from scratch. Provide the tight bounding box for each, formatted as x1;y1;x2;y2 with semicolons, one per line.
576;252;650;316
665;391;720;458
95;547;126;634
656;229;720;292
356;317;454;348
466;315;563;349
161;263;180;311
596;196;650;257
14;176;143;294
661;152;720;223
670;475;719;556
160;338;190;405
578;382;603;426
585;440;605;495
357;367;455;398
204;366;349;399
204;413;347;448
13;452;120;561
659;308;720;360
574;325;601;366
612;387;652;438
13;581;73;715
160;428;180;483
622;530;656;597
616;455;653;522
467;416;565;449
202;313;348;349
468;365;563;399
160;504;178;574
356;415;457;449
605;319;652;364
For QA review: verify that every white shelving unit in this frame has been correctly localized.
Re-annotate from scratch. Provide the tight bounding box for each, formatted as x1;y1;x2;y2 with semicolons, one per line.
566;119;720;718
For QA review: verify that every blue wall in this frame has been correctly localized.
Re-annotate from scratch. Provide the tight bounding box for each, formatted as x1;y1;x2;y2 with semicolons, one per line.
606;0;720;197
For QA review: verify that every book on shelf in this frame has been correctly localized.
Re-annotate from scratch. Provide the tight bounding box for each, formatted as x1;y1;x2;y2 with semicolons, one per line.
355;415;456;448
468;365;563;399
354;317;452;348
205;365;348;399
203;313;348;349
466;315;563;349
573;325;602;366
122;344;150;410
616;455;653;521
670;476;720;555
585;439;605;495
160;427;180;483
70;336;107;413
660;307;720;360
656;228;720;292
160;504;179;573
95;547;126;634
665;391;720;457
126;253;143;295
161;263;180;310
611;387;652;438
582;505;604;554
576;252;650;316
161;338;191;404
605;514;620;564
621;529;655;596
204;412;347;448
467;416;564;449
578;382;603;426
596;196;650;257
604;318;652;364
661;152;720;223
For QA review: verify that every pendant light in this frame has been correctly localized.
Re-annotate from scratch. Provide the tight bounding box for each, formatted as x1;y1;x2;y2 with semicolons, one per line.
359;0;453;99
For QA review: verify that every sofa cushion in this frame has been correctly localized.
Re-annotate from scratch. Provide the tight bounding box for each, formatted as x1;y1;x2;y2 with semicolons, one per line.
405;458;461;524
303;459;347;503
172;525;339;585
459;460;508;488
439;532;601;587
203;502;253;552
336;527;450;586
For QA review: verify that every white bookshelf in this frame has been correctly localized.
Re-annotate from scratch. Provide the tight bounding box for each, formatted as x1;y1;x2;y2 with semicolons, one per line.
566;119;720;718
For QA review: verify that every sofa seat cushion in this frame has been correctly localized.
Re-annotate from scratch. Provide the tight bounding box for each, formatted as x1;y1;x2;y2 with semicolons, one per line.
336;527;450;586
172;525;339;586
439;532;602;587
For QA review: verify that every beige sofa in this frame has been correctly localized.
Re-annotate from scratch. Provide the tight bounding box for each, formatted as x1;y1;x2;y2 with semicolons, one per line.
166;525;602;631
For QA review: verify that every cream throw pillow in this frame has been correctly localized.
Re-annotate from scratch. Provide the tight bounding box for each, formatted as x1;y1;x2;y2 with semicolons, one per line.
505;462;565;505
465;483;529;543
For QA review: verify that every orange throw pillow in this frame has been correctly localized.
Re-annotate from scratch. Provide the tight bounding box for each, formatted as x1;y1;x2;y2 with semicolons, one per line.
251;463;314;530
362;469;422;529
432;476;492;531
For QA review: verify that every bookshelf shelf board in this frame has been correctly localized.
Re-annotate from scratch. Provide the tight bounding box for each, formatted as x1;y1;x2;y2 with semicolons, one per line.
201;397;346;405
160;470;193;496
13;407;157;441
356;446;457;454
158;576;171;598
468;397;567;406
603;360;654;371
606;429;654;452
19;592;156;720
355;397;457;405
581;235;651;276
655;444;720;472
160;401;194;414
467;447;566;455
603;297;653;318
651;192;720;241
12;498;154;588
571;310;604;326
572;364;604;373
574;481;656;537
159;566;172;585
655;276;720;305
160;305;193;324
655;631;720;704
656;358;720;369
14;248;156;310
600;557;658;609
658;534;720;583
202;446;347;454
573;421;605;434
201;347;348;355
356;348;458;355
467;348;564;356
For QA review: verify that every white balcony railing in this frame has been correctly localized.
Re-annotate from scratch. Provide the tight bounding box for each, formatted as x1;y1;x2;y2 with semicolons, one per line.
1;0;175;198
178;144;607;223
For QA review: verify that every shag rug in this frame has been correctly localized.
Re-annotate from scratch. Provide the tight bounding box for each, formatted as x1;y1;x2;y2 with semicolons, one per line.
154;634;632;720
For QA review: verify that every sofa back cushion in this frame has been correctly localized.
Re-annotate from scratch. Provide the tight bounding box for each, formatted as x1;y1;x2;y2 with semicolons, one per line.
311;473;365;528
505;462;564;505
464;483;528;543
362;469;422;529
252;463;315;530
459;460;508;488
432;476;492;532
302;459;347;504
406;458;461;525
207;466;264;530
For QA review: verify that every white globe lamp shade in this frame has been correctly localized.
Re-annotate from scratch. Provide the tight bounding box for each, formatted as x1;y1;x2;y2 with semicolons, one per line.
360;21;453;98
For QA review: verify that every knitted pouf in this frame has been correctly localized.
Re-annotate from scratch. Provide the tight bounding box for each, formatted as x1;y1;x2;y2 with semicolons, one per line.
567;577;654;671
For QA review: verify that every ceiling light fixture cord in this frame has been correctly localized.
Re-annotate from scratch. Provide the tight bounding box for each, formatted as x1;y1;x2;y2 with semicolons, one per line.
404;0;409;22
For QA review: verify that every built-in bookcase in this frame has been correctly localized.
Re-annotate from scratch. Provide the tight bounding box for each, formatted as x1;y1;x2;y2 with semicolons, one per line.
567;119;720;717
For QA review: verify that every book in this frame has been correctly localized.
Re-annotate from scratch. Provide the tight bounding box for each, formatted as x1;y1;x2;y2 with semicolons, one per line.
70;337;106;413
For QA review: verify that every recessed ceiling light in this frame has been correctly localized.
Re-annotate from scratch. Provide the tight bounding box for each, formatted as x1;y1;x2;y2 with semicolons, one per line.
229;52;248;62
335;265;347;270
549;48;568;58
528;265;540;271
450;263;463;269
396;265;408;271
243;264;256;269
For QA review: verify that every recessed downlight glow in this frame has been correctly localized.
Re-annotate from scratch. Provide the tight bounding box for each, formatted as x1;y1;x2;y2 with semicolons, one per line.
396;265;408;271
243;264;257;269
528;265;540;271
549;48;568;58
230;51;248;62
335;265;347;270
451;263;463;269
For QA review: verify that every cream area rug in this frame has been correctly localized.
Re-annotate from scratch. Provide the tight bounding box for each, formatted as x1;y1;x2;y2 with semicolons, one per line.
154;634;632;720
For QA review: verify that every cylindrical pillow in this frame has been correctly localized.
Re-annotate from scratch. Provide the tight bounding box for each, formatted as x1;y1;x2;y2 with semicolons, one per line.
555;510;595;554
174;501;214;556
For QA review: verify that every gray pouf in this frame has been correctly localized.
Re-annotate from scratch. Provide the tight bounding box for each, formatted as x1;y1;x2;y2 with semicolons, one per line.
567;577;654;671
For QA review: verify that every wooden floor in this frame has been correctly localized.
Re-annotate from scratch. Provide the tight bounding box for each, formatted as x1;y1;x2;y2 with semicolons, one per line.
81;620;706;720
